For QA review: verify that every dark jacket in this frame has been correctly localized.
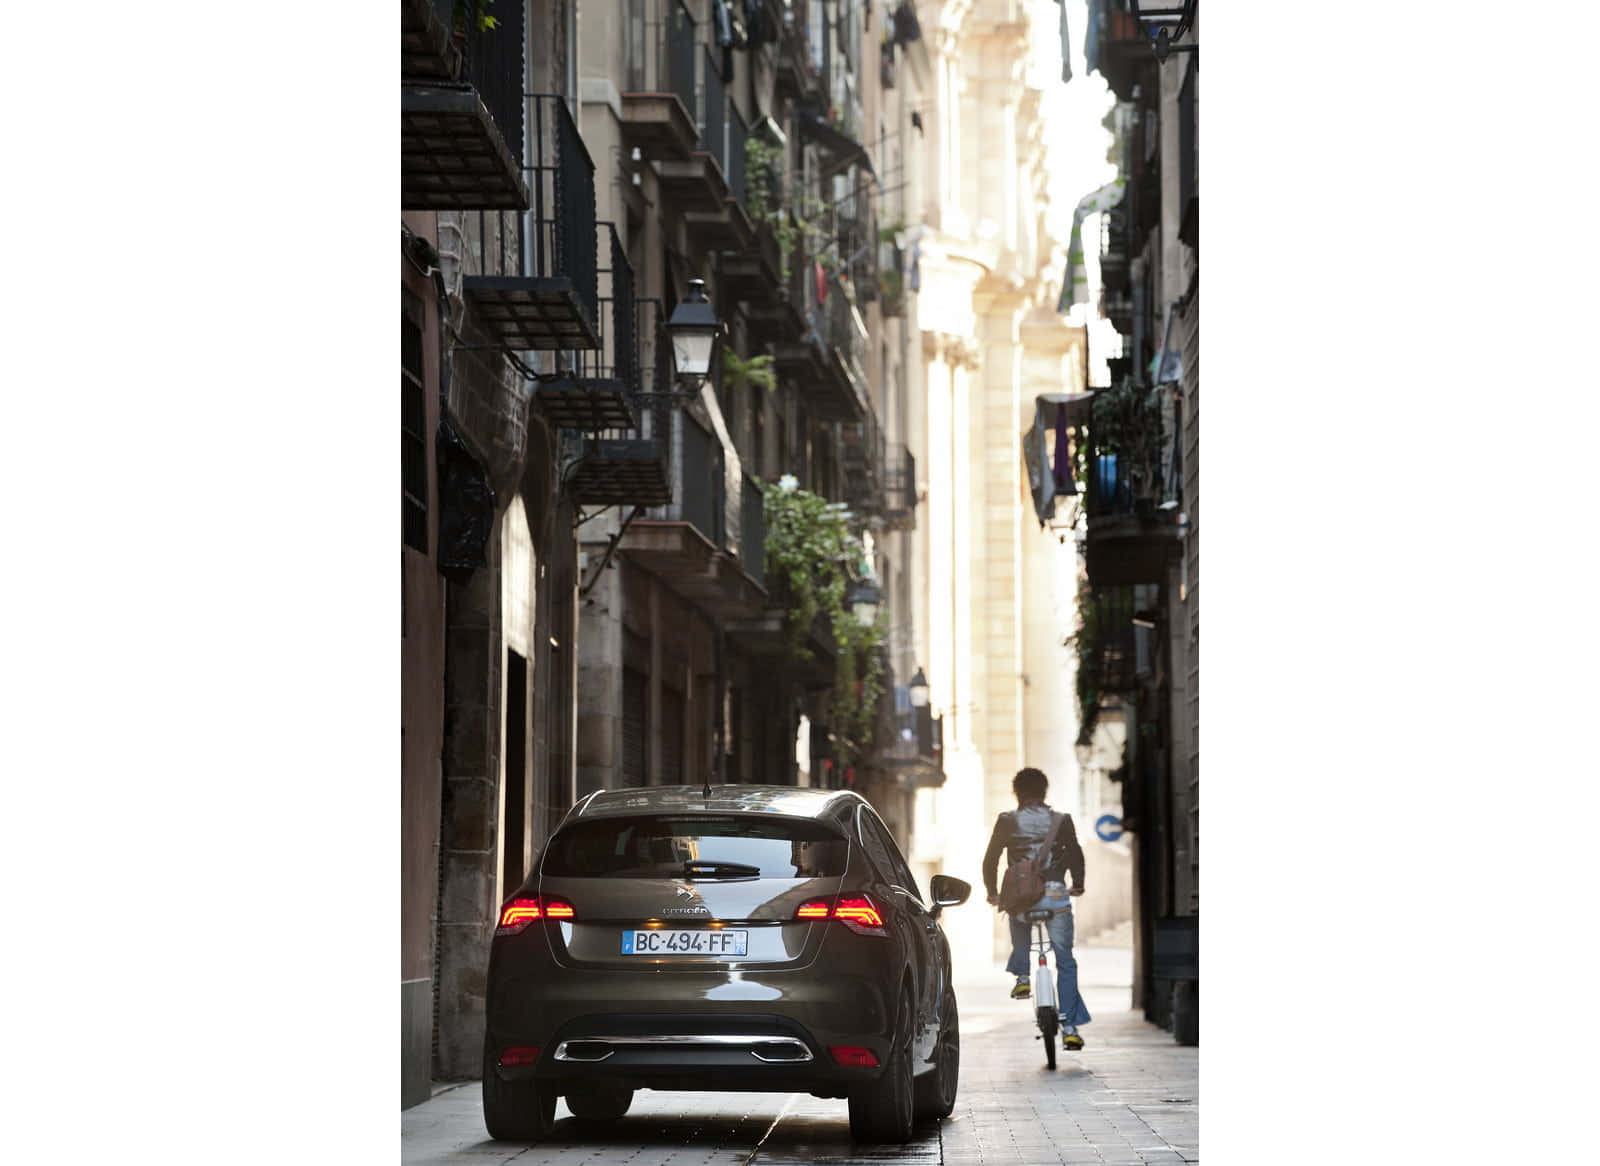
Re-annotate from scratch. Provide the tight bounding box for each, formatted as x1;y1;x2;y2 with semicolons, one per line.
982;802;1086;899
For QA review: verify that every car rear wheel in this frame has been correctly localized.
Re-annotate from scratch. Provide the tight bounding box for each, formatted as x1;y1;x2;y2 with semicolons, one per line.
848;986;916;1143
913;992;959;1120
565;1084;634;1122
481;1042;558;1142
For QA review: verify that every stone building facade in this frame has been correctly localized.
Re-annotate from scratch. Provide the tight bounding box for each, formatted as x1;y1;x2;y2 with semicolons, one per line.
401;0;952;1104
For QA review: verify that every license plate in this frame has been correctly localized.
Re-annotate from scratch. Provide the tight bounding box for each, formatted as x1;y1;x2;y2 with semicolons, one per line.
621;929;748;956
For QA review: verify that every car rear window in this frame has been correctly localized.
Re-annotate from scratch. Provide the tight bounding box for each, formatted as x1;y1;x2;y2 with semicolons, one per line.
542;815;849;879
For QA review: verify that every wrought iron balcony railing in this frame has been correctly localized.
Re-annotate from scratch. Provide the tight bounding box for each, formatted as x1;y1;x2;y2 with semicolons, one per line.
565;298;672;507
537;224;638;432
461;94;600;351
701;46;727;179
1084;380;1171;520
881;445;917;531
401;2;528;210
679;413;726;549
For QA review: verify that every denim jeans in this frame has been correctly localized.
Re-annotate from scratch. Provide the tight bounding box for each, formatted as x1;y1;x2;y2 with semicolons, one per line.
1005;889;1092;1027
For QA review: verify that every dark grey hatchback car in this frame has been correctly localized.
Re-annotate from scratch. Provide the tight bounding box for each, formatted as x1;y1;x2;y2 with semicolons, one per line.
482;785;971;1144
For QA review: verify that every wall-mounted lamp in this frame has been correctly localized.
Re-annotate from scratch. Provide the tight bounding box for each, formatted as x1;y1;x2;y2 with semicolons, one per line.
846;578;881;628
665;278;722;388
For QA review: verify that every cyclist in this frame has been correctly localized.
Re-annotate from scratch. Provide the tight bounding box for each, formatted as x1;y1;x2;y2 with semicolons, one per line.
982;766;1092;1050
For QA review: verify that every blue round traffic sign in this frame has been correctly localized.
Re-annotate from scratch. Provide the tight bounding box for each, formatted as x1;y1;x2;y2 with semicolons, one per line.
1094;814;1123;842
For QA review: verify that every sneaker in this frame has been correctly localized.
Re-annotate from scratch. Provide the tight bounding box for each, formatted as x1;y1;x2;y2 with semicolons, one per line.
1010;978;1032;1000
1063;1032;1085;1051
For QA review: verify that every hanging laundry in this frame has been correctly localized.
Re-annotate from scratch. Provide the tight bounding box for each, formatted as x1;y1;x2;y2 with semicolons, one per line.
1057;176;1125;312
744;0;767;47
815;259;828;306
1056;0;1072;84
1053;402;1076;494
1085;0;1105;76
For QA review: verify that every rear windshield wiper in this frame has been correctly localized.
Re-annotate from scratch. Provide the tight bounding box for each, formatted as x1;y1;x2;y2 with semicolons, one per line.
682;860;762;879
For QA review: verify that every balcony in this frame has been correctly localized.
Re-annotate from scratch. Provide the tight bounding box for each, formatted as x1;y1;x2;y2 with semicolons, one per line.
565;300;672;507
1077;584;1149;698
1082;380;1184;585
774;7;826;104
880;445;917;532
873;690;945;790
401;0;459;81
1101;288;1134;336
1100;207;1130;294
718;221;783;305
462;95;600;350
1095;3;1157;104
842;407;884;518
773;263;869;422
620;413;767;619
401;5;528;211
618;0;699;161
655;153;732;214
722;609;837;688
535;225;638;432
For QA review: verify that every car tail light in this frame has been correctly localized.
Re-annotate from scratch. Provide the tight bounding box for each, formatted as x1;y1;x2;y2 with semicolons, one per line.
498;1046;540;1067
834;896;887;936
793;894;887;937
495;896;576;937
829;1046;879;1067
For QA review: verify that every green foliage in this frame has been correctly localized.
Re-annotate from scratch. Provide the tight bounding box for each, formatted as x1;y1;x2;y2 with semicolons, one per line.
1067;572;1100;747
720;345;776;393
454;0;498;32
744;137;829;283
1083;376;1165;501
762;483;887;765
878;268;904;312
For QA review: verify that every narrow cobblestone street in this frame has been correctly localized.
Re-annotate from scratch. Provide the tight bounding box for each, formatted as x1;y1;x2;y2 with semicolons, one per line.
402;942;1196;1165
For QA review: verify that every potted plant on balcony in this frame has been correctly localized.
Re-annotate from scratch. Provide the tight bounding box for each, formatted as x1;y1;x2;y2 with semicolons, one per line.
1085;376;1165;515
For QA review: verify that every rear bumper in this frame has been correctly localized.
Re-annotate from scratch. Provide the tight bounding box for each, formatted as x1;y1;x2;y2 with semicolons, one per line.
488;1011;889;1096
485;921;904;1096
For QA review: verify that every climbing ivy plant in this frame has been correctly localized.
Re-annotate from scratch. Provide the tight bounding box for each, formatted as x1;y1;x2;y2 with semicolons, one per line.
762;481;887;765
744;137;829;284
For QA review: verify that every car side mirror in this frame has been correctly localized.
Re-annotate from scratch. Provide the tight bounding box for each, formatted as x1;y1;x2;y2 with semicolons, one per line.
928;875;971;918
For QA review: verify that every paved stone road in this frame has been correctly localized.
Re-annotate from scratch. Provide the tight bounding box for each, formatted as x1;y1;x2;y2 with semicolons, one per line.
401;943;1197;1165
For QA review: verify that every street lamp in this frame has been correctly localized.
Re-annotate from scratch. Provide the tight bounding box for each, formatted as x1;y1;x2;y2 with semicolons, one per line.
908;667;930;708
665;278;721;388
845;578;881;627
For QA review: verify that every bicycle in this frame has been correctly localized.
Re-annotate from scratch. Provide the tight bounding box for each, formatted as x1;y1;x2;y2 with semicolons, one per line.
1018;904;1069;1069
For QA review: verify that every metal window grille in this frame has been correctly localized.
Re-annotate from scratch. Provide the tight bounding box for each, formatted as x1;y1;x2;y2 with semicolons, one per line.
701;47;726;176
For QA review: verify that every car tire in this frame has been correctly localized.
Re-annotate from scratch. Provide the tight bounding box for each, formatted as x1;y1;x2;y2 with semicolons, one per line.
565;1084;634;1122
913;992;959;1120
481;1041;558;1142
848;986;916;1143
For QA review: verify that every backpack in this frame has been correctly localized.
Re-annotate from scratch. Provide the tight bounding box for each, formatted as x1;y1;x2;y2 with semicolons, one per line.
998;812;1065;914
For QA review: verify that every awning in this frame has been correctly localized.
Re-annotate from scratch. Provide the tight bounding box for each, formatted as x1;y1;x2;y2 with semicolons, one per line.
798;110;875;177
